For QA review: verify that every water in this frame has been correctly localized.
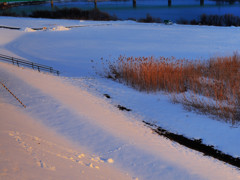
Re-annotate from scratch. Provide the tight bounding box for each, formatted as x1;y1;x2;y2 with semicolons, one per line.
4;0;240;22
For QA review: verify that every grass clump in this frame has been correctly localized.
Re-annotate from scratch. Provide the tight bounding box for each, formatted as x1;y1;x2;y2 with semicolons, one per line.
0;7;116;21
30;7;116;20
138;14;162;23
177;14;240;27
103;53;240;124
200;14;240;26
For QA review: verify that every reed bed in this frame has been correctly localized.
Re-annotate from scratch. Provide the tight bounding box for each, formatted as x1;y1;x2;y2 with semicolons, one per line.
103;54;240;124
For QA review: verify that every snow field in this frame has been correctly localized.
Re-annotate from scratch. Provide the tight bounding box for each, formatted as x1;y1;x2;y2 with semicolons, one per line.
1;16;240;179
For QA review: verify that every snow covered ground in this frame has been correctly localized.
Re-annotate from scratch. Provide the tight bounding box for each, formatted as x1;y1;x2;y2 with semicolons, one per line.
0;96;130;180
1;16;240;179
1;16;240;77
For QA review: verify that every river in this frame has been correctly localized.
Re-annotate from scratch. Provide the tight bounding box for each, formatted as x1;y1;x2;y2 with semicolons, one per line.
5;0;240;22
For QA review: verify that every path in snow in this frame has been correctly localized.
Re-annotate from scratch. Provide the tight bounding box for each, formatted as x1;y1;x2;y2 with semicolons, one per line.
0;62;240;180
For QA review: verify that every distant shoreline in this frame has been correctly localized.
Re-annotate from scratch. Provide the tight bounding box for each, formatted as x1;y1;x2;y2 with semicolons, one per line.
0;1;46;9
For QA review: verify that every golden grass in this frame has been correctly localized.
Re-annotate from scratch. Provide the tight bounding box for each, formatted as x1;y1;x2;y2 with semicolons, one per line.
104;53;240;124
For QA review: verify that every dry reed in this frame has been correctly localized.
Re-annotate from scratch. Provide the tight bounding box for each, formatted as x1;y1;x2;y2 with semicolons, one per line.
103;53;240;124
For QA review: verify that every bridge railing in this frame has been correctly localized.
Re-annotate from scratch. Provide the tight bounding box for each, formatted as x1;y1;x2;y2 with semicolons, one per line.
0;54;60;75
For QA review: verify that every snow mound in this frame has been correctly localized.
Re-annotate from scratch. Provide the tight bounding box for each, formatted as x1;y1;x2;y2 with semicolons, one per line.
24;27;36;32
51;26;70;31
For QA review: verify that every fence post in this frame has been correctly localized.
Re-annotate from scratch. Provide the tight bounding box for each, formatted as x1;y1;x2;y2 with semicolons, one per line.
38;66;40;72
32;62;34;69
17;60;19;67
12;57;14;65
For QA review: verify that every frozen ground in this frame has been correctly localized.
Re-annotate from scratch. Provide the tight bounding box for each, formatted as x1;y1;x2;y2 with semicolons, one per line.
1;16;240;179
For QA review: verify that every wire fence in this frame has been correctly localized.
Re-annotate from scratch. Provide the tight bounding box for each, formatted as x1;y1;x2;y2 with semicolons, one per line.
0;54;60;75
0;81;26;108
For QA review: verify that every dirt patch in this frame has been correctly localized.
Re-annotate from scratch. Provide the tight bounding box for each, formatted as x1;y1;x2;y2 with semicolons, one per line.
116;105;132;112
103;94;111;99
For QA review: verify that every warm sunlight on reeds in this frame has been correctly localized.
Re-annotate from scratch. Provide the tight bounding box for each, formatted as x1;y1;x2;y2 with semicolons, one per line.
103;53;240;124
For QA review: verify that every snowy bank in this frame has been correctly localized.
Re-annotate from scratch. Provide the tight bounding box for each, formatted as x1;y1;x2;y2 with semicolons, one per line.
1;62;240;180
0;93;131;180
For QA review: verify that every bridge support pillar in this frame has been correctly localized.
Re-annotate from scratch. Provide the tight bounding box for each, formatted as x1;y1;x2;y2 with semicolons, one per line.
94;0;97;8
133;0;136;8
168;0;171;7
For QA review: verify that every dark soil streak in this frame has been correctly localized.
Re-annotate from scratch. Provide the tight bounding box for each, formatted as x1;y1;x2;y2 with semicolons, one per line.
117;105;132;112
143;121;240;169
103;94;111;99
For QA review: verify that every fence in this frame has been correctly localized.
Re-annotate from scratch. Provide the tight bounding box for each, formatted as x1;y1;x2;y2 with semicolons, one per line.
0;81;26;108
0;54;60;75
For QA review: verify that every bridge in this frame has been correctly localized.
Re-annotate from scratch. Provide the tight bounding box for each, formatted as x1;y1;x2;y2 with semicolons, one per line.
1;0;205;8
94;0;204;8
